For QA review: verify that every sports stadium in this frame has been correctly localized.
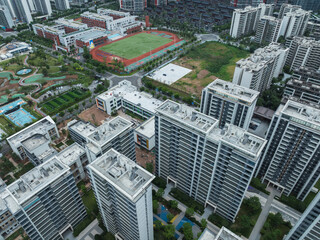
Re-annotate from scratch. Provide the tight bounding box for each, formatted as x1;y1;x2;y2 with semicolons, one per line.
90;31;186;73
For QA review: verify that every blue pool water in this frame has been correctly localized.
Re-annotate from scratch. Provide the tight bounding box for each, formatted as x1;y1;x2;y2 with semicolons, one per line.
108;33;121;39
157;205;170;222
175;217;195;231
16;68;32;75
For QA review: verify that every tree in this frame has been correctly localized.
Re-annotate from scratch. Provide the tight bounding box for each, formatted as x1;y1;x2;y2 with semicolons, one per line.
185;207;194;218
169;200;178;210
153;200;159;213
182;222;193;240
167;213;174;223
238;215;251;235
80;185;87;195
156;188;165;198
146;162;153;173
163;224;175;240
244;197;261;215
42;68;48;77
154;220;162;231
200;219;207;230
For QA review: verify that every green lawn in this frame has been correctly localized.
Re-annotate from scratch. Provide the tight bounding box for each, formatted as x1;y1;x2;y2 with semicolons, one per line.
99;33;172;59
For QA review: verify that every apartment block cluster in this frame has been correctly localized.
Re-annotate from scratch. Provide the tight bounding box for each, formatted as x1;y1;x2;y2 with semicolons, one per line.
0;0;70;28
32;9;142;52
230;3;311;45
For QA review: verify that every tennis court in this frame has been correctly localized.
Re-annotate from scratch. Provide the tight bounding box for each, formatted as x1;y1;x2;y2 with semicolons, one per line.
6;109;36;127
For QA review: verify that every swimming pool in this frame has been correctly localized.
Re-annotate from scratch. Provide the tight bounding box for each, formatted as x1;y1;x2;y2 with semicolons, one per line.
16;68;32;75
108;33;121;39
175;217;195;231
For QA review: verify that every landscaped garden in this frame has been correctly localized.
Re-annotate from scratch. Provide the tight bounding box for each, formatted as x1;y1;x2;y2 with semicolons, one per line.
260;213;291;240
172;42;249;97
208;197;262;238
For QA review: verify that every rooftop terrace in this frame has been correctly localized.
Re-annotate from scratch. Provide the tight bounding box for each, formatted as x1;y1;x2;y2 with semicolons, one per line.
156;100;218;133
7;158;69;207
56;143;86;166
279;100;320;130
206;79;259;104
7;116;56;148
135;116;155;138
88;116;132;146
98;80;163;114
88;149;154;201
208;124;266;157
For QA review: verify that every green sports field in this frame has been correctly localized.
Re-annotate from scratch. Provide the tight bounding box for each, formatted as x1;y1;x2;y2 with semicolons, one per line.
99;33;172;59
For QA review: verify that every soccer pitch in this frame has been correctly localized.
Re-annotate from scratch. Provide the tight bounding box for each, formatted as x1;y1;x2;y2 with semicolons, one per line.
99;33;172;59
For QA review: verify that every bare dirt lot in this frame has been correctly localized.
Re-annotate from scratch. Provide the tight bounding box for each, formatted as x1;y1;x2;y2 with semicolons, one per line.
135;145;155;171
78;105;109;126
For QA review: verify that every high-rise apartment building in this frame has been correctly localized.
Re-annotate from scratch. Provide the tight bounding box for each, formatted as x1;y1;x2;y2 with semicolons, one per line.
119;0;146;12
230;3;274;39
229;6;261;38
285;191;320;240
32;0;52;15
285;36;320;71
54;0;70;10
0;0;16;19
279;4;302;18
254;16;282;44
280;9;311;38
256;100;320;201
294;0;320;12
155;100;266;221
284;66;320;105
200;79;259;130
68;116;136;162
5;158;87;239
0;5;14;28
233;43;288;92
87;149;154;240
307;21;320;41
10;0;32;23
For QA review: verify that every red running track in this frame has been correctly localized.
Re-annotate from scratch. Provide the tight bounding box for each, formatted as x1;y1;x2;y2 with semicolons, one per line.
90;30;182;67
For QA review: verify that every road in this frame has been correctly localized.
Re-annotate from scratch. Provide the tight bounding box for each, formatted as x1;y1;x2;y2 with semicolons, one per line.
249;189;276;240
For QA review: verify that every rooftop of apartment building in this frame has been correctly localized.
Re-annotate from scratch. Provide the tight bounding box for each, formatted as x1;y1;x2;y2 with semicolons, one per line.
97;80;163;114
288;36;320;47
6;158;69;209
199;227;243;240
277;99;320;129
88;149;154;201
87;116;132;146
234;5;260;13
81;11;113;22
135;116;155;139
208;122;266;157
206;79;259;104
284;8;311;17
260;15;281;22
21;134;49;152
236;43;287;71
56;143;85;166
68;119;96;138
156;100;218;134
7;116;56;148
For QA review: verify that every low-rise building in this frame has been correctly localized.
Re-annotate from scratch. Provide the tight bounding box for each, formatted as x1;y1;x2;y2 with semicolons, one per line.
96;80;163;119
134;116;155;150
7;116;59;161
199;227;243;240
55;18;88;33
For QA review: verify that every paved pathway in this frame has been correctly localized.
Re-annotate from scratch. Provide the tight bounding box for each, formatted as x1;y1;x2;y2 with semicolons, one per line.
76;219;103;240
249;189;276;240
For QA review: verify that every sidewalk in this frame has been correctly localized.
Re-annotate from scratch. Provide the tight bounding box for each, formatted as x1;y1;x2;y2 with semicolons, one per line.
76;219;103;240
